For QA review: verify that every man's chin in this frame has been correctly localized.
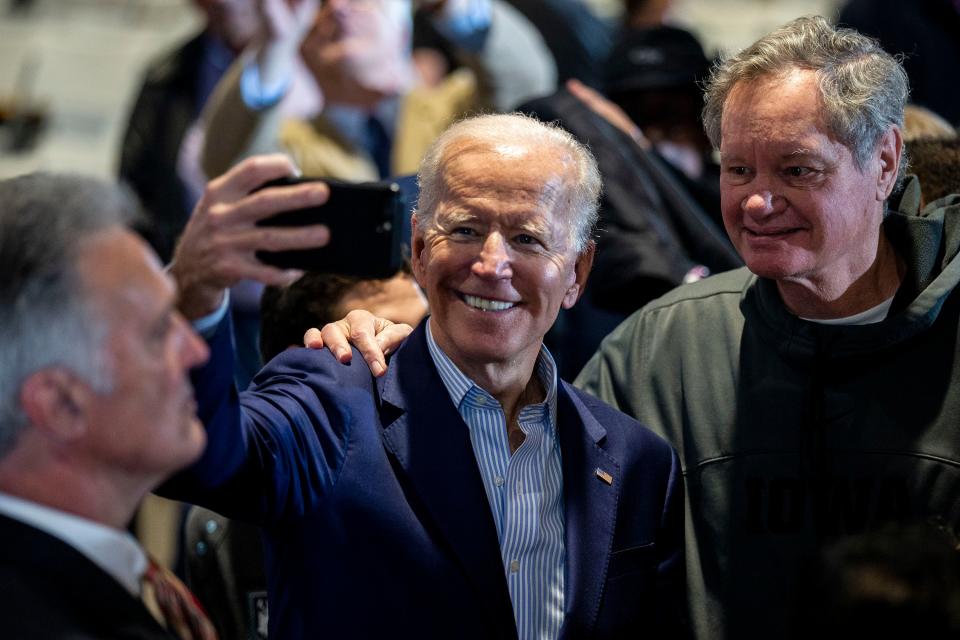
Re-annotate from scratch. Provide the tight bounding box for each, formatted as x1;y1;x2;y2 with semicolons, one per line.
179;418;208;466
742;252;809;282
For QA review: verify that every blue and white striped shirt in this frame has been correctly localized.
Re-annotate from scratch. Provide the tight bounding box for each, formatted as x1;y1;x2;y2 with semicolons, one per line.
425;319;565;640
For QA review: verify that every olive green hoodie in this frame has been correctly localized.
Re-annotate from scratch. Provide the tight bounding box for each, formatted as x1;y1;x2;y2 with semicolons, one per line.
577;180;960;639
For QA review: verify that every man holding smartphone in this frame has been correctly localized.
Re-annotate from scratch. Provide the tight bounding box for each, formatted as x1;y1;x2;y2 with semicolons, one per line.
167;114;686;639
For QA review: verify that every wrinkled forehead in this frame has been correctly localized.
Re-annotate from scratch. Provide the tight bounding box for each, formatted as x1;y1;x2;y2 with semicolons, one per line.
721;70;838;144
438;138;578;204
425;139;584;251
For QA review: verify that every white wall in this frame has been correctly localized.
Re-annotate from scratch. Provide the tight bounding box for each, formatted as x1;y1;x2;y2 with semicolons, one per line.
0;0;198;179
671;0;844;56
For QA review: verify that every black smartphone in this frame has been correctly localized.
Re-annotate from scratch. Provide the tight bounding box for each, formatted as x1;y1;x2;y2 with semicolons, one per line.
255;177;406;279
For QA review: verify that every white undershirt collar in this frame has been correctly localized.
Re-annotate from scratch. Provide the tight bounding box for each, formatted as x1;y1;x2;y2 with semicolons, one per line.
800;295;895;326
0;492;147;596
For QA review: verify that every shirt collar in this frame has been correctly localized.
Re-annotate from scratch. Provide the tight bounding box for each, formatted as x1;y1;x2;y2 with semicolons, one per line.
424;318;559;429
800;295;895;326
0;492;147;596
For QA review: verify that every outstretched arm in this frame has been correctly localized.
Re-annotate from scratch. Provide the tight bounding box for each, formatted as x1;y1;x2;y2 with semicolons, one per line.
565;78;650;149
170;153;330;320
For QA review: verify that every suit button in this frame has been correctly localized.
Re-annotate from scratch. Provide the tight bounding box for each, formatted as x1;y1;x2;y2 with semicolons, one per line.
509;560;520;573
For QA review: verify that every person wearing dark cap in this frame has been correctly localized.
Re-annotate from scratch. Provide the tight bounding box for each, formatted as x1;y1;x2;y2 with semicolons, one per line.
623;0;672;28
604;23;721;226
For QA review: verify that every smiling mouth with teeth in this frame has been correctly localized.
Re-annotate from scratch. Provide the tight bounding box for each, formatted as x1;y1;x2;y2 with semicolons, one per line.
746;228;801;237
462;294;516;311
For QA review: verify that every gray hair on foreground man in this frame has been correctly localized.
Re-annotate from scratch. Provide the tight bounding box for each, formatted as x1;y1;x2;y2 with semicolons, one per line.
0;168;224;637
0;175;136;453
702;15;909;182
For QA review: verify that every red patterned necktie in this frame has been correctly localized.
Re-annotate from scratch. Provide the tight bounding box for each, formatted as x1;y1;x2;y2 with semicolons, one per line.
141;557;218;640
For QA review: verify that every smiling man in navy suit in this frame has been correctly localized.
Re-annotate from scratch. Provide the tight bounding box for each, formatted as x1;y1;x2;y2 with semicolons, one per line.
168;113;685;639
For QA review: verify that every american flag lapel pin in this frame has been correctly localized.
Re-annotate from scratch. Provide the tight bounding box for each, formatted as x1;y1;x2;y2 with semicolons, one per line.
595;468;613;485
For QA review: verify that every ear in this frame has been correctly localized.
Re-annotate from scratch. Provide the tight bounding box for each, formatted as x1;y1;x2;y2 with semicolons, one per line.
875;125;903;202
562;241;596;309
410;213;427;286
19;368;91;444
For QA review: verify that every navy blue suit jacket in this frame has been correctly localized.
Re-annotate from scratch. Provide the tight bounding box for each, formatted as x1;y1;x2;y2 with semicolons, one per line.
169;318;685;638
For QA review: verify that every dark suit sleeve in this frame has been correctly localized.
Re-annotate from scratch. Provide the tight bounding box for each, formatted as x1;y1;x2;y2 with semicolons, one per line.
163;314;375;525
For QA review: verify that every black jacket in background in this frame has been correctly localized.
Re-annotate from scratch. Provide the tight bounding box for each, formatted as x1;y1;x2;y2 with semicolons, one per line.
119;32;210;263
838;0;960;126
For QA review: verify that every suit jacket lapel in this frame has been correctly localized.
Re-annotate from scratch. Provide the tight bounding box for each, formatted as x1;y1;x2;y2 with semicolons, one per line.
556;382;621;638
378;324;517;639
